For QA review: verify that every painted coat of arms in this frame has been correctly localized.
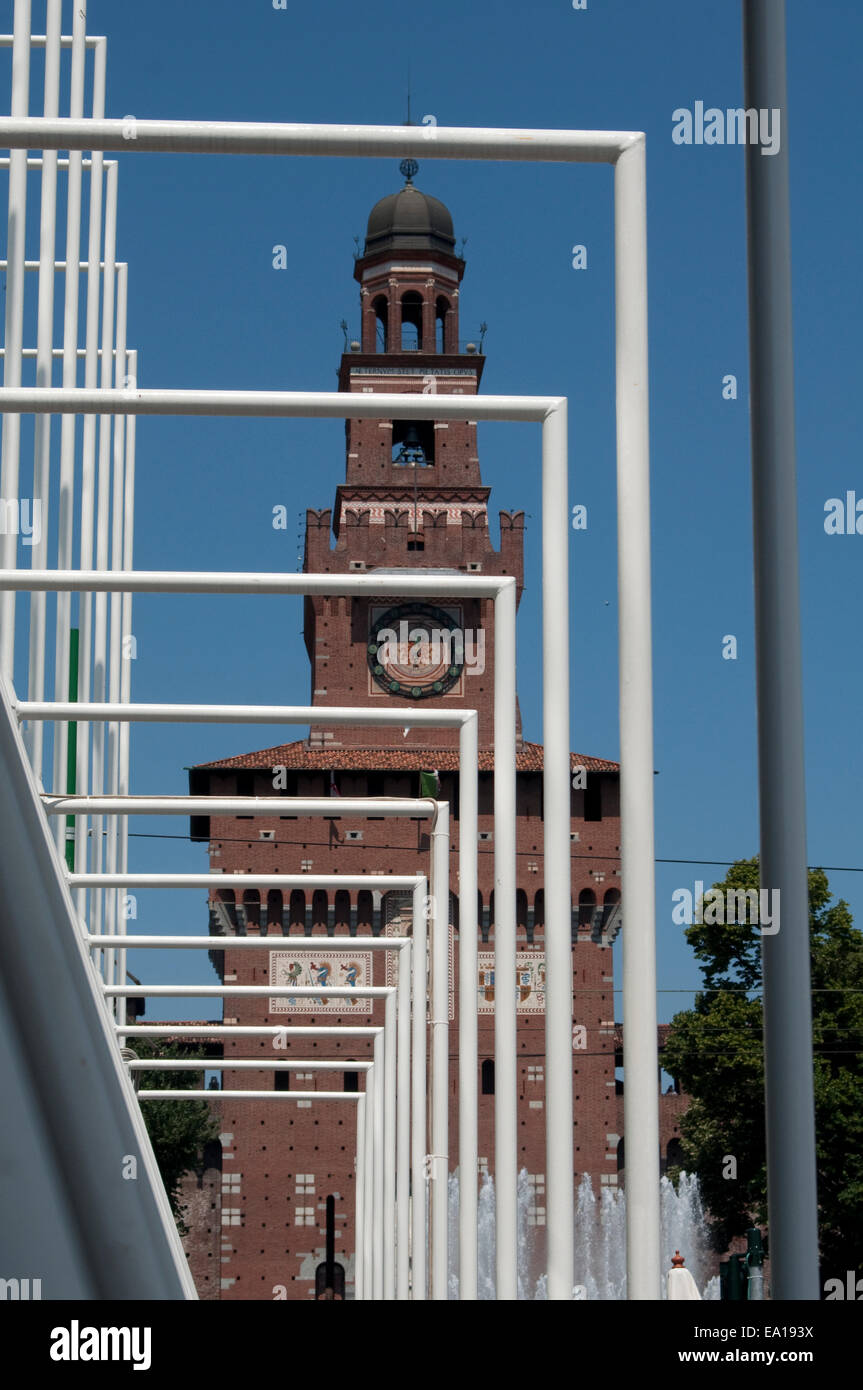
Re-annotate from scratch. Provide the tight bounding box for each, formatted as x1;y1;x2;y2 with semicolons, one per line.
269;951;373;1014
477;951;547;1014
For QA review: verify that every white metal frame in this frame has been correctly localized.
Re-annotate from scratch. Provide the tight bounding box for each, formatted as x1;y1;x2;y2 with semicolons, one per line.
0;13;657;1301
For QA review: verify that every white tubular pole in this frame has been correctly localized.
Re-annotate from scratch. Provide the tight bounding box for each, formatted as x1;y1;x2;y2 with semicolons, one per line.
396;938;411;1301
48;797;436;819
0;118;632;163
0;0;31;679
372;1032;384;1300
0;388;553;426
138;1091;359;1103
120;1026;383;1040
51;2;87;853
382;989;397;1300
89;159;117;955
125;1059;374;1072
90;934;411;948
19;700;476;729
494;581;518;1299
105;985;392;1000
25;0;61;777
118;346;137;1027
106;260;126;1018
430;800;450;1301
410;877;428;1301
1;567;507;598
355;1094;366;1301
458;712;479;1299
363;1063;374;1299
615;136;659;1301
73;35;107;916
542;401;575;1299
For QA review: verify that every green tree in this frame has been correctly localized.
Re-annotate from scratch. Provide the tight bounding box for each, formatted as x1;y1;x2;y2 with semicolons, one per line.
663;858;863;1272
130;1039;220;1236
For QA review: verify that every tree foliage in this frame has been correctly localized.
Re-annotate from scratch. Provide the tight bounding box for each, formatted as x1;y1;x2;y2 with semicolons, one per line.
663;858;863;1272
130;1039;220;1236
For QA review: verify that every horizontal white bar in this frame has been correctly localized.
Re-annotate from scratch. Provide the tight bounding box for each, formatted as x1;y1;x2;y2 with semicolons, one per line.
0;117;637;163
48;796;436;818
0;33;105;47
0;261;120;269
0;159;116;168
0;386;557;422
119;1026;382;1038
91;935;410;950
126;1059;373;1071
73;874;422;889
0;569;510;599
138;1090;360;1102
105;985;395;998
20;700;474;727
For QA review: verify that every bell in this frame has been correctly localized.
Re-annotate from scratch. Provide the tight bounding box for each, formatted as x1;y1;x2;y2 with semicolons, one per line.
395;425;426;466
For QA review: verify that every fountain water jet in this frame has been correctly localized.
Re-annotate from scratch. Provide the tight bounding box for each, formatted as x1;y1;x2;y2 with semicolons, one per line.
446;1169;720;1299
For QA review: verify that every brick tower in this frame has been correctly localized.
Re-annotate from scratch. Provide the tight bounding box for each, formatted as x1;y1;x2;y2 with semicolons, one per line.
185;166;628;1300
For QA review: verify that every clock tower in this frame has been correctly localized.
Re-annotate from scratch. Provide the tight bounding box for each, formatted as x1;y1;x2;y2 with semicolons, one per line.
183;170;657;1304
303;160;524;752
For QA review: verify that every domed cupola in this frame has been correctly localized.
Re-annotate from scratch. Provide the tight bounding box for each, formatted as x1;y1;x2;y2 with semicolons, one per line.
364;160;457;256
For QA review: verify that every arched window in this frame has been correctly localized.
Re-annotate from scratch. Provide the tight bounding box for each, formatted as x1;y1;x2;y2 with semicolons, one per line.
435;296;450;353
602;888;621;940
372;295;388;351
400;291;423;351
289;889;305;935
516;889;528;941
242;888;260;933
578;889;596;931
533;890;545;936
391;419;434;466
356;890;374;935
481;1059;495;1095
266;889;282;935
215;888;238;933
312;889;329;935
334;889;351;932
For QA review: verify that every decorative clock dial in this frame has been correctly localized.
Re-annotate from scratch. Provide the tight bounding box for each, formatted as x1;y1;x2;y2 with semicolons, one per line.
368;603;464;699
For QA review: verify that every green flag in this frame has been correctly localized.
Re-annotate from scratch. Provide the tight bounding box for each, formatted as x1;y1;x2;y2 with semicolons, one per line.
420;769;440;798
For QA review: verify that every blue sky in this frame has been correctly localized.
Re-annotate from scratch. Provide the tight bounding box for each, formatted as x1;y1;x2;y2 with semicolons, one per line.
4;0;862;1024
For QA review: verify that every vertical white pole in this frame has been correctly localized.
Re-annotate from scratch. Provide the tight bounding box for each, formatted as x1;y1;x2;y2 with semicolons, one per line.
363;1061;374;1298
107;261;127;1013
372;1031;384;1299
542;402;574;1298
52;2;87;858
430;800;450;1300
382;988;396;1300
355;1092;365;1301
410;876;428;1300
494;581;518;1299
458;713;479;1299
0;0;32;680
89;158;118;953
396;939;411;1301
26;0;62;778
614;137;660;1300
72;33;106;917
116;345;137;1034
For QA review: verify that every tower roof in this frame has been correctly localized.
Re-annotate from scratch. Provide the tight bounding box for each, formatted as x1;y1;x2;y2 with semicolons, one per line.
364;178;456;256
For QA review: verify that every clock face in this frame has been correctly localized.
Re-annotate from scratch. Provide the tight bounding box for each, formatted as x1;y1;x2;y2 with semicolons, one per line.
368;603;464;699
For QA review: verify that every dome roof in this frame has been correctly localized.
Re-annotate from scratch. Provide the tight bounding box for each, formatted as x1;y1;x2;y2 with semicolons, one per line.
364;182;457;256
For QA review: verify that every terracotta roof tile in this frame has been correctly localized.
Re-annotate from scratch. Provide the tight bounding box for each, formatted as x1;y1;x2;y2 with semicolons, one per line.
194;738;619;774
